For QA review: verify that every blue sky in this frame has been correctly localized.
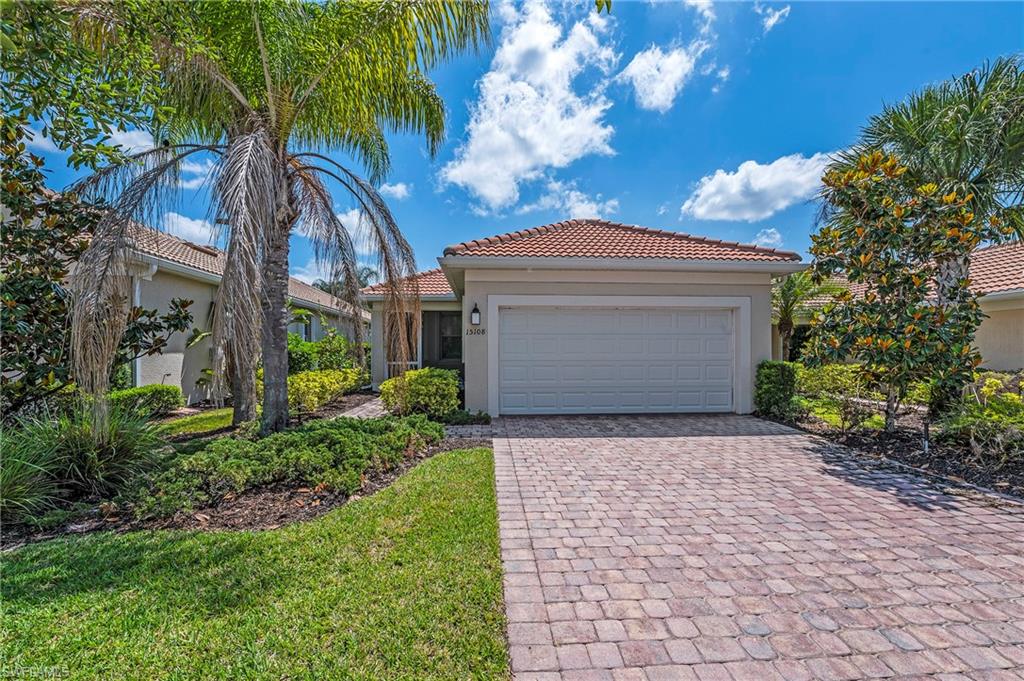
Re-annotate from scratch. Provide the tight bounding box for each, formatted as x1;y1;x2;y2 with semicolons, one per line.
29;1;1024;281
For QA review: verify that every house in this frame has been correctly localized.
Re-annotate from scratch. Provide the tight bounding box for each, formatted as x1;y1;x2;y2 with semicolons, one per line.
362;219;804;416
127;227;369;404
771;242;1024;370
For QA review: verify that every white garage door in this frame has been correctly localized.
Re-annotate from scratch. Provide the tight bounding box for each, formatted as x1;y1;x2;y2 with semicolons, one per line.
498;307;734;414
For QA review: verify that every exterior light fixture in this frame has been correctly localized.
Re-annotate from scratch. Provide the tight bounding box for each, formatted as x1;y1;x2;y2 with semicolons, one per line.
470;304;481;326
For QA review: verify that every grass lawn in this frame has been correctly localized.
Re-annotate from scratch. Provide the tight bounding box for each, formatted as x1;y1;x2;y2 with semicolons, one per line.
158;406;235;436
1;448;508;680
803;396;885;430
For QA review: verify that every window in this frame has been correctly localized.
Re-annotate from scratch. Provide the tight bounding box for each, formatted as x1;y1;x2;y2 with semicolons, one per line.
439;312;462;360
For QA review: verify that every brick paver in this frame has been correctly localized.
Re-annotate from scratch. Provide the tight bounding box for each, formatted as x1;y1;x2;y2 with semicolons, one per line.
494;415;1024;680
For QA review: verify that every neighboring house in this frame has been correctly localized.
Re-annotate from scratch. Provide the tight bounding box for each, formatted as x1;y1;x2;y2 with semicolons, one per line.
362;219;803;416
771;242;1024;370
127;227;369;404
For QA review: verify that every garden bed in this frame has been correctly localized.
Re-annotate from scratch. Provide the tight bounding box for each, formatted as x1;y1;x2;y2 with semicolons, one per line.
793;411;1024;499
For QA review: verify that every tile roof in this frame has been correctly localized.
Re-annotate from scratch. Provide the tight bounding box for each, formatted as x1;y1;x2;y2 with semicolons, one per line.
804;242;1023;309
361;268;454;297
129;226;367;319
443;219;802;262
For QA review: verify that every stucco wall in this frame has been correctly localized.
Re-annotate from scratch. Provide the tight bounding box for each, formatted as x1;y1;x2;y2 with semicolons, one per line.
137;270;217;404
976;303;1023;371
369;300;461;388
458;268;774;414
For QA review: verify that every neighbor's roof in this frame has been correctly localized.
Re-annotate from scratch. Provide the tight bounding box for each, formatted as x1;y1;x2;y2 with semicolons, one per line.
131;226;368;320
442;219;802;262
804;242;1024;309
361;268;454;297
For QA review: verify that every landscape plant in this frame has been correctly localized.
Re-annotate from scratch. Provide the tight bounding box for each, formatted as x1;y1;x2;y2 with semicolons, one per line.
806;151;1014;433
772;272;845;361
380;367;460;419
63;1;489;434
108;384;184;418
753;360;799;420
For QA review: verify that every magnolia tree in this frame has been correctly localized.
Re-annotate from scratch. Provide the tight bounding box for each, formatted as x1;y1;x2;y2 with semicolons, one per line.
805;151;1015;434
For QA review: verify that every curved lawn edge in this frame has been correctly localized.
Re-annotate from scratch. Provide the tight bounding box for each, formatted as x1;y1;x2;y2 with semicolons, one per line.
1;448;509;680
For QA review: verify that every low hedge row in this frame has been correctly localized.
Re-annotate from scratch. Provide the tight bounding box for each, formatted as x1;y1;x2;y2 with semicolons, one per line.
107;384;184;417
380;368;460;419
256;368;366;413
126;414;443;519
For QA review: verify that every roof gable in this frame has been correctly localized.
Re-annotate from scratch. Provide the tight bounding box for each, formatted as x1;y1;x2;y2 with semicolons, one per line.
443;219;802;262
361;268;454;297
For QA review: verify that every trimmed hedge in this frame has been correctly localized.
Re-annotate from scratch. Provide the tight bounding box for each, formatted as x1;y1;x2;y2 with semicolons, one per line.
380;368;460;419
109;384;184;417
257;368;366;413
126;415;443;518
755;361;799;419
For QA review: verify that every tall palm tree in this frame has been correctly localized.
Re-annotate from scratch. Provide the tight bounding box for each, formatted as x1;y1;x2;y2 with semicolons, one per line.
69;1;489;433
772;271;845;361
832;56;1024;305
315;265;379;292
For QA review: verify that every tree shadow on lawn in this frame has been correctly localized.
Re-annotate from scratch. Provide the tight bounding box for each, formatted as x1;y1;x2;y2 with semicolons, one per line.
2;528;286;617
806;436;991;512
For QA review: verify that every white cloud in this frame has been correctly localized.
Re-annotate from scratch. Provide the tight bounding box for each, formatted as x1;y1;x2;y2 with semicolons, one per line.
684;0;716;34
290;258;329;285
657;203;670;216
24;127;59;154
754;2;791;34
178;158;215;190
752;227;783;248
517;179;619;218
711;66;730;94
680;151;832;222
441;0;617;212
618;42;707;113
107;128;154;154
163;212;215;243
379;182;411;200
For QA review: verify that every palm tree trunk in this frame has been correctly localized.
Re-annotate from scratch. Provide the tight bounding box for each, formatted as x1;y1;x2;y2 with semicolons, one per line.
230;351;257;424
260;225;291;434
778;319;793;362
936;255;970;308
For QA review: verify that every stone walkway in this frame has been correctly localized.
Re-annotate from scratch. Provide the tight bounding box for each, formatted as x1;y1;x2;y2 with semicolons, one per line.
493;415;1024;681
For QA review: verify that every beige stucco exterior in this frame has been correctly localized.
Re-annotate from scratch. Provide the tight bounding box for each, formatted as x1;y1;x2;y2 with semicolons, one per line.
135;268;364;404
976;298;1024;371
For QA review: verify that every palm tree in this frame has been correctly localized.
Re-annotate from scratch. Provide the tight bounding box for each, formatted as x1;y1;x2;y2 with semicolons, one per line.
315;265;379;293
833;56;1024;306
772;271;845;361
69;1;489;433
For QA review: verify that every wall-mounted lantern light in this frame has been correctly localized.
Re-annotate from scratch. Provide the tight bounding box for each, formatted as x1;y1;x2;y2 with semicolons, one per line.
470;304;481;326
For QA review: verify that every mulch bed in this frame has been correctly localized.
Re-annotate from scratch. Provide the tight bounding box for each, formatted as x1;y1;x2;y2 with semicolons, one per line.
792;413;1024;501
2;436;491;550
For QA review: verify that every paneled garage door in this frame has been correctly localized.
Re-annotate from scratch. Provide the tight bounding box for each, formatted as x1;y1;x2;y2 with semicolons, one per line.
498;307;734;414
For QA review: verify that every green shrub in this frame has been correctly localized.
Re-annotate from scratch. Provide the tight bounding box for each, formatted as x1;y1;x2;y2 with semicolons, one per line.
109;384;184;417
287;333;318;374
939;383;1024;462
796;363;879;431
441;410;491;426
127;415;443;518
755;361;799;419
5;405;166;503
257;369;365;413
380;368;460;418
0;426;64;522
315;331;354;370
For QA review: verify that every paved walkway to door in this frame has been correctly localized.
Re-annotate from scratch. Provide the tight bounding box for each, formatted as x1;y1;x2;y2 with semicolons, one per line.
493;415;1024;680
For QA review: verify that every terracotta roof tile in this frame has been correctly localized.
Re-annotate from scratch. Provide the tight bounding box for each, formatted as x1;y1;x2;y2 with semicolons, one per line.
361;268;453;297
805;242;1023;309
443;219;802;262
129;226;367;319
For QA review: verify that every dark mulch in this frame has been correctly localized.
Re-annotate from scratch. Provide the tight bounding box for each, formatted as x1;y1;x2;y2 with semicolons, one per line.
793;413;1024;500
2;436;492;549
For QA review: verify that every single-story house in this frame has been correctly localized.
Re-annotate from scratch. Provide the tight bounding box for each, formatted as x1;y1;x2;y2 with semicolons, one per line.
127;227;369;404
362;219;804;416
771;241;1023;370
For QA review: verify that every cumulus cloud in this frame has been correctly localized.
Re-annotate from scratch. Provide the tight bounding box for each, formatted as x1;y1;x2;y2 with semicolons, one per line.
163;212;215;243
24;127;60;154
517;178;619;218
618;42;707;113
751;227;783;248
684;0;716;34
178;158;215;190
290;258;330;285
107;128;154;154
680;151;832;222
379;182;411;200
754;2;791;34
441;0;617;212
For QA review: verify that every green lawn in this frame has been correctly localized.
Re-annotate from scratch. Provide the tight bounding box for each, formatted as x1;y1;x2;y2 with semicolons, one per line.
1;448;508;680
158;407;234;436
803;396;886;430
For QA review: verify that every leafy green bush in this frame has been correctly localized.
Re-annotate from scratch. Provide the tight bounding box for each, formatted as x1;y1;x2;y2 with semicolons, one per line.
287;333;318;374
127;415;443;518
940;376;1024;462
0;426;64;522
754;361;799;419
257;369;365;413
5;405;166;506
314;330;354;370
380;368;460;419
108;384;184;417
796;363;878;431
441;410;491;426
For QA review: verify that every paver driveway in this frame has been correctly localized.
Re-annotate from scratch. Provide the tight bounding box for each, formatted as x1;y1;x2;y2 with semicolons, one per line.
493;415;1024;681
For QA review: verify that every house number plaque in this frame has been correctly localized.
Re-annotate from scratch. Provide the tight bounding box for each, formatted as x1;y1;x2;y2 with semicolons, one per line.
465;328;486;336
